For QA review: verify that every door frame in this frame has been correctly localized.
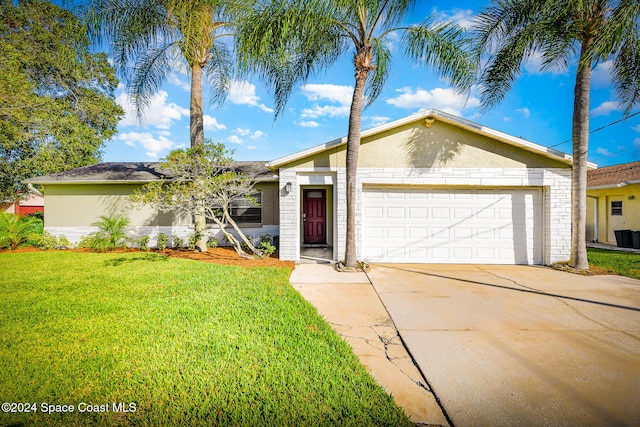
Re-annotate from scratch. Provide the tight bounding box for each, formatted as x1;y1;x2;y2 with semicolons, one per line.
302;188;327;245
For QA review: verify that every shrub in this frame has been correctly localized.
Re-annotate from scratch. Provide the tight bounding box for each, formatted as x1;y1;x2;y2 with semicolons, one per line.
259;240;276;256
138;235;150;251
0;213;43;250
38;231;60;250
79;215;130;251
172;235;185;249
188;234;197;251
207;236;218;248
156;232;168;250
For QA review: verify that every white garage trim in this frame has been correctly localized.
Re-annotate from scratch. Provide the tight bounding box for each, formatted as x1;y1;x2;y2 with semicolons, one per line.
361;186;544;264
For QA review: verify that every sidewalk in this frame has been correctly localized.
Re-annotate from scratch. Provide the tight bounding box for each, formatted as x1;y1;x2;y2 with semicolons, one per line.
289;263;449;427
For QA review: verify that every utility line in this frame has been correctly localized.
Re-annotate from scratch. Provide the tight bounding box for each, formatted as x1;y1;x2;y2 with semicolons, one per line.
548;110;640;148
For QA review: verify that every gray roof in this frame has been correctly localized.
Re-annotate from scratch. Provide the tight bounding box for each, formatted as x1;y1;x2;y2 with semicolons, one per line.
24;161;278;184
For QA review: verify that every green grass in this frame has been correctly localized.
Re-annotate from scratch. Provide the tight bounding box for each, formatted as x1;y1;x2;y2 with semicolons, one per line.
0;251;411;426
587;247;640;279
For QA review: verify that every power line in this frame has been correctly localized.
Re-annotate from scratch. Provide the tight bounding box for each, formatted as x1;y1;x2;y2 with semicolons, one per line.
548;110;640;148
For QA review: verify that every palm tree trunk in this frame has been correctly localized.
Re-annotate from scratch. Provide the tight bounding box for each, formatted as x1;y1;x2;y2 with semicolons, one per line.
190;63;207;251
569;42;592;270
344;68;368;267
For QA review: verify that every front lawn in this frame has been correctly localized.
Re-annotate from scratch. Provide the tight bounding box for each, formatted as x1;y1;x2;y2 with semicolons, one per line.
587;247;640;279
0;251;411;426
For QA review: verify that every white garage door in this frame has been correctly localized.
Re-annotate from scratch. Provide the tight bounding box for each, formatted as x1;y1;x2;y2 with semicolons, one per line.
362;187;543;264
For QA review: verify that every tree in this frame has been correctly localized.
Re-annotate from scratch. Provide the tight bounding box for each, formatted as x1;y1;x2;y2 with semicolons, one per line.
237;0;476;267
0;0;123;202
87;0;239;251
474;0;640;269
130;141;266;259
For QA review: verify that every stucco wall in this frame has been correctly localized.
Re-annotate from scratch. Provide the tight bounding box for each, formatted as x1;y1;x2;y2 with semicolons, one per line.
42;181;280;246
587;184;640;244
281;121;569;170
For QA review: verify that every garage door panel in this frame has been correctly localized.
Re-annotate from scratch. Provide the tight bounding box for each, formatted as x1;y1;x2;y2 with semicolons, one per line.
362;187;543;264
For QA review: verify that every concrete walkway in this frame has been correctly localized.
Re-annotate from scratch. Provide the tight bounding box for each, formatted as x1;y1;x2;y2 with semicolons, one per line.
369;264;640;427
289;264;449;426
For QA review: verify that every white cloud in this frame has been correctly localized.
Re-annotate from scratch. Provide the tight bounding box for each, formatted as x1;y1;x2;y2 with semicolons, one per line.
227;135;243;145
592;61;613;88
436;9;475;29
228;80;274;113
516;107;531;118
116;90;189;129
632;124;640;133
523;51;566;75
591;101;622;116
247;145;257;150
595;147;613;157
117;131;184;159
251;130;266;139
368;116;391;127
234;128;251;136
203;115;226;131
298;120;320;128
386;87;480;115
301;84;354;106
301;105;350;119
167;72;191;91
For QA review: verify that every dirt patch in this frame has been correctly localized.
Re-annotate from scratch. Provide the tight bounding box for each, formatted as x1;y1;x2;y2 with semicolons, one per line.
550;263;612;276
158;247;295;269
1;246;295;270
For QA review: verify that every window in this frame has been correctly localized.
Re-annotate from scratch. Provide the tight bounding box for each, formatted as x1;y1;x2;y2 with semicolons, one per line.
230;192;262;224
611;201;623;216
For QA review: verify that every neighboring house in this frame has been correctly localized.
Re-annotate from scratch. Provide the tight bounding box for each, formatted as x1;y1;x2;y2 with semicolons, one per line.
26;109;578;265
586;160;640;245
1;193;45;216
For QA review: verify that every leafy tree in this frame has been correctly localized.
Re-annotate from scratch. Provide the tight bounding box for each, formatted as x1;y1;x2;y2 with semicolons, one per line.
0;0;123;202
130;141;265;259
0;213;43;250
237;0;476;267
474;0;640;269
86;0;240;250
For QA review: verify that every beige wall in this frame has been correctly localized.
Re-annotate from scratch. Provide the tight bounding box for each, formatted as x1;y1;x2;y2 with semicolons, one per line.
587;184;640;244
280;120;569;170
44;181;280;228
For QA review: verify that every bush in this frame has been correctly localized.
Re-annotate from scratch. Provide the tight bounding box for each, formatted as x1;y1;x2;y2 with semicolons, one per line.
259;241;276;256
0;213;43;250
172;235;184;249
207;236;218;248
188;234;197;251
137;235;150;251
156;233;168;250
38;231;68;250
79;215;130;251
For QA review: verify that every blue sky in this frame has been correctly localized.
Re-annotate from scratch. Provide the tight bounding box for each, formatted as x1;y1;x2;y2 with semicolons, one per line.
102;1;640;168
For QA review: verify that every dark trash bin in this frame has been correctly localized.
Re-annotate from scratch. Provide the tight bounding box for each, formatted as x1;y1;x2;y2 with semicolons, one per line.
614;230;633;248
633;231;640;249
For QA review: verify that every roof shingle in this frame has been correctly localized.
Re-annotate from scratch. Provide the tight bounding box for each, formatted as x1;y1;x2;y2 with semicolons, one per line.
587;161;640;188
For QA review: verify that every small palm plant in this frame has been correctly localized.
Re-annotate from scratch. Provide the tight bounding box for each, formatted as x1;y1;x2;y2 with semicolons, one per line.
81;214;131;251
0;213;43;250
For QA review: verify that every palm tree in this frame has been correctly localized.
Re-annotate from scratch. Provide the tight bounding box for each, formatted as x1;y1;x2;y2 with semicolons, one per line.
473;0;640;269
86;0;238;250
238;0;476;267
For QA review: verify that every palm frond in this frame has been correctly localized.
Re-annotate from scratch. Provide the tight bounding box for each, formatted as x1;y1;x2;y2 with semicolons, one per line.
364;38;391;108
403;18;477;93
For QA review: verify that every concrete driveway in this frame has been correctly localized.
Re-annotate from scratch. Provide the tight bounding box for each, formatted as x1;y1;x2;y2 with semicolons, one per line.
368;265;640;427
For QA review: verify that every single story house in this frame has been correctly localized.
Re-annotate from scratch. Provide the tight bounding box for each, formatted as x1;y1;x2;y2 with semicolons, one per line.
586;160;640;244
26;109;578;265
1;192;45;216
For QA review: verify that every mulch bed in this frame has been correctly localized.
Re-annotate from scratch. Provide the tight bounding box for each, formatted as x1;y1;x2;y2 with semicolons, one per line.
0;246;295;270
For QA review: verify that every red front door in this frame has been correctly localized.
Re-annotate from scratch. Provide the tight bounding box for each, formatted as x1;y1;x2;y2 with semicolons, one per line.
303;189;326;244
